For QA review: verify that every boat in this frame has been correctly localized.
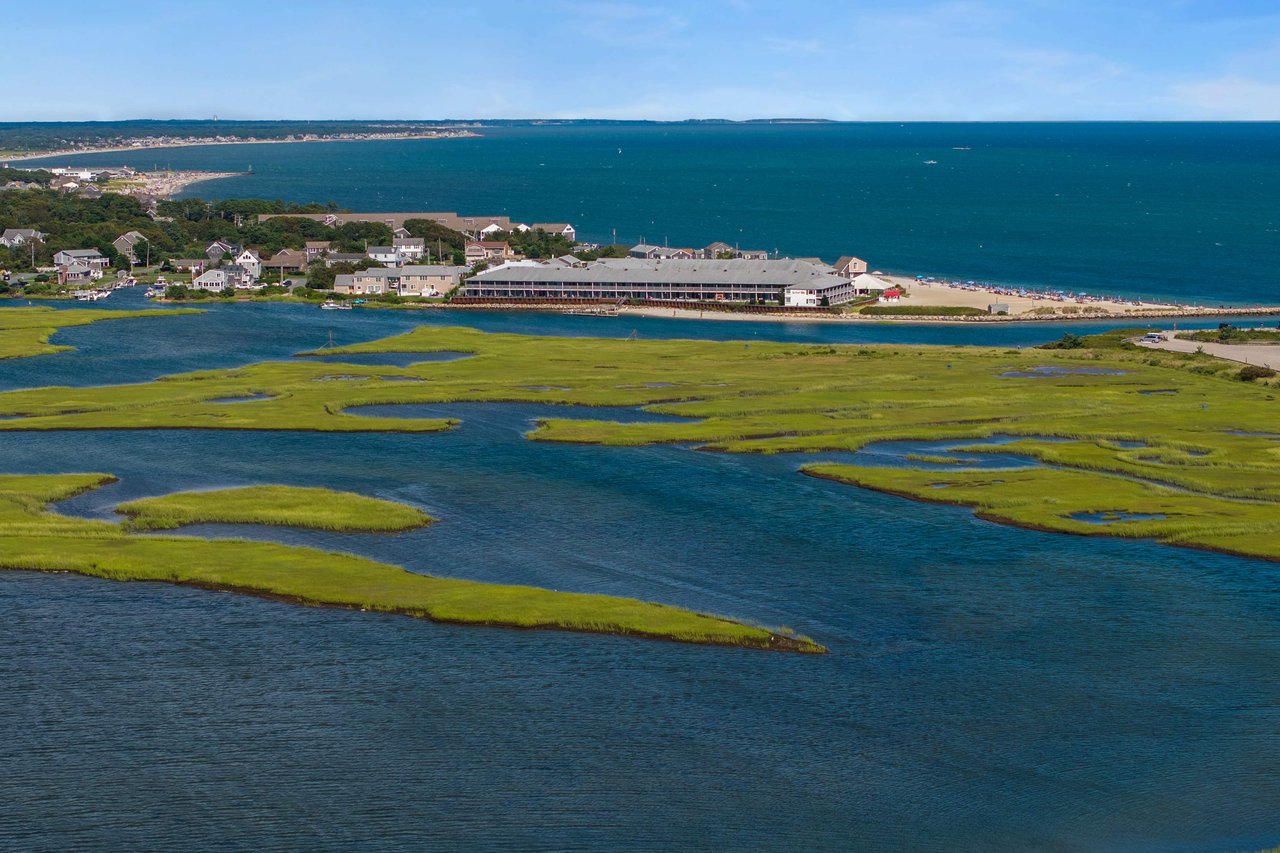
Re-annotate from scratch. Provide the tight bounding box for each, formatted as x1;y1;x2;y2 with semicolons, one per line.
320;300;352;310
923;159;939;165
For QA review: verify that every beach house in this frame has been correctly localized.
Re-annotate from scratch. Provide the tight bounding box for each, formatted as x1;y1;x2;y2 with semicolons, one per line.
392;237;426;261
367;246;403;267
265;249;307;276
465;241;516;264
112;231;147;262
531;223;577;241
0;228;45;248
334;265;469;297
304;241;331;262
833;256;869;278
192;269;230;292
53;249;110;269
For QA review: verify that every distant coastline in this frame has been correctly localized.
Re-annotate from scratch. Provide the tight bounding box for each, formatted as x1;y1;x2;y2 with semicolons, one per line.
3;129;478;164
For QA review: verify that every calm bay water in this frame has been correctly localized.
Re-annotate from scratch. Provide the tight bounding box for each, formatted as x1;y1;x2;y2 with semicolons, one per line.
1;296;1279;850
23;122;1280;305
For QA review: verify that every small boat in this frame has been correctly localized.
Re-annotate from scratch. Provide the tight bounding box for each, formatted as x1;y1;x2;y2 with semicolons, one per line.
320;300;352;310
923;159;939;165
352;298;366;305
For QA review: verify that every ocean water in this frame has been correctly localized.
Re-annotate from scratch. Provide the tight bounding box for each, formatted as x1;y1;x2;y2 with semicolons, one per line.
21;122;1280;305
1;299;1279;851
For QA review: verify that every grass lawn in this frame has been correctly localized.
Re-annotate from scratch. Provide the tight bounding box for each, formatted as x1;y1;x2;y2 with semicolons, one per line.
0;474;822;653
0;306;202;359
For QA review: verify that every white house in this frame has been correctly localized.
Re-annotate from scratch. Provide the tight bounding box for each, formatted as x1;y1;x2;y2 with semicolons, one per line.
192;269;230;291
232;249;261;279
532;222;576;242
392;237;426;261
366;246;403;267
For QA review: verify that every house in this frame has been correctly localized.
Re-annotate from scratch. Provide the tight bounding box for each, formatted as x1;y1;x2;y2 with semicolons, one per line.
192;269;229;291
58;262;99;285
205;239;239;261
464;241;515;264
325;252;366;267
699;242;770;261
112;231;147;262
392;237;426;261
304;241;331;261
53;249;110;269
223;263;258;289
77;185;103;200
171;258;207;274
334;265;469;298
367;246;403;267
0;228;45;248
630;243;667;259
833;256;868;278
851;273;890;295
232;249;262;279
264;249;307;274
531;223;576;242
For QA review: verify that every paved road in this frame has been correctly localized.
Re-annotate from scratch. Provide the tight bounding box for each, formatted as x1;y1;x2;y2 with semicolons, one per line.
1136;331;1280;370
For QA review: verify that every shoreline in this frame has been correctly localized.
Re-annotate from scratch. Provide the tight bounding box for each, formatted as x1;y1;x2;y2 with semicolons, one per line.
138;293;1280;326
2;131;477;164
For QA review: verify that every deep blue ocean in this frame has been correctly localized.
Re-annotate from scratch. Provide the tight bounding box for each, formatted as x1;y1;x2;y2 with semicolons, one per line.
22;122;1280;305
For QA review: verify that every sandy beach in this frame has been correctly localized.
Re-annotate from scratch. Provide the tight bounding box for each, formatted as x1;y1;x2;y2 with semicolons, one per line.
2;131;477;164
877;275;1185;315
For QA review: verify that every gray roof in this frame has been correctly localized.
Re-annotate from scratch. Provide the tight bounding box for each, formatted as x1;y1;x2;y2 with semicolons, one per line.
472;258;842;290
354;265;470;279
1;228;42;240
58;248;106;259
334;274;354;288
367;246;396;254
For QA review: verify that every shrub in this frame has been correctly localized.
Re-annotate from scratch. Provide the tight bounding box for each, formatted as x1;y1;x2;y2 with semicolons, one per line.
1238;364;1277;382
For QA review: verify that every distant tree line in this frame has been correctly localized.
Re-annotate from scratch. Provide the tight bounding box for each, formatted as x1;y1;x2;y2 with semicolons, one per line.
0;189;469;272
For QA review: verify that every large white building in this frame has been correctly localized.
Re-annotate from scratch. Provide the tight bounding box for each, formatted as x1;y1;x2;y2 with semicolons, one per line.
464;258;864;305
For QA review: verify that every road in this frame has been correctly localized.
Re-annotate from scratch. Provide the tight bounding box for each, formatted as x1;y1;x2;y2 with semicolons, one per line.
1136;331;1280;370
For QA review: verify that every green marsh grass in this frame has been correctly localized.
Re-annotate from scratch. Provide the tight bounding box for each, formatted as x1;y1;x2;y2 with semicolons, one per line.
1;324;1278;563
116;485;435;532
0;474;823;653
0;306;202;359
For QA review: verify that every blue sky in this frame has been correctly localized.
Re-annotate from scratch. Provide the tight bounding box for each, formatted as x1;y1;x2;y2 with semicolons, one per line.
7;0;1280;120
